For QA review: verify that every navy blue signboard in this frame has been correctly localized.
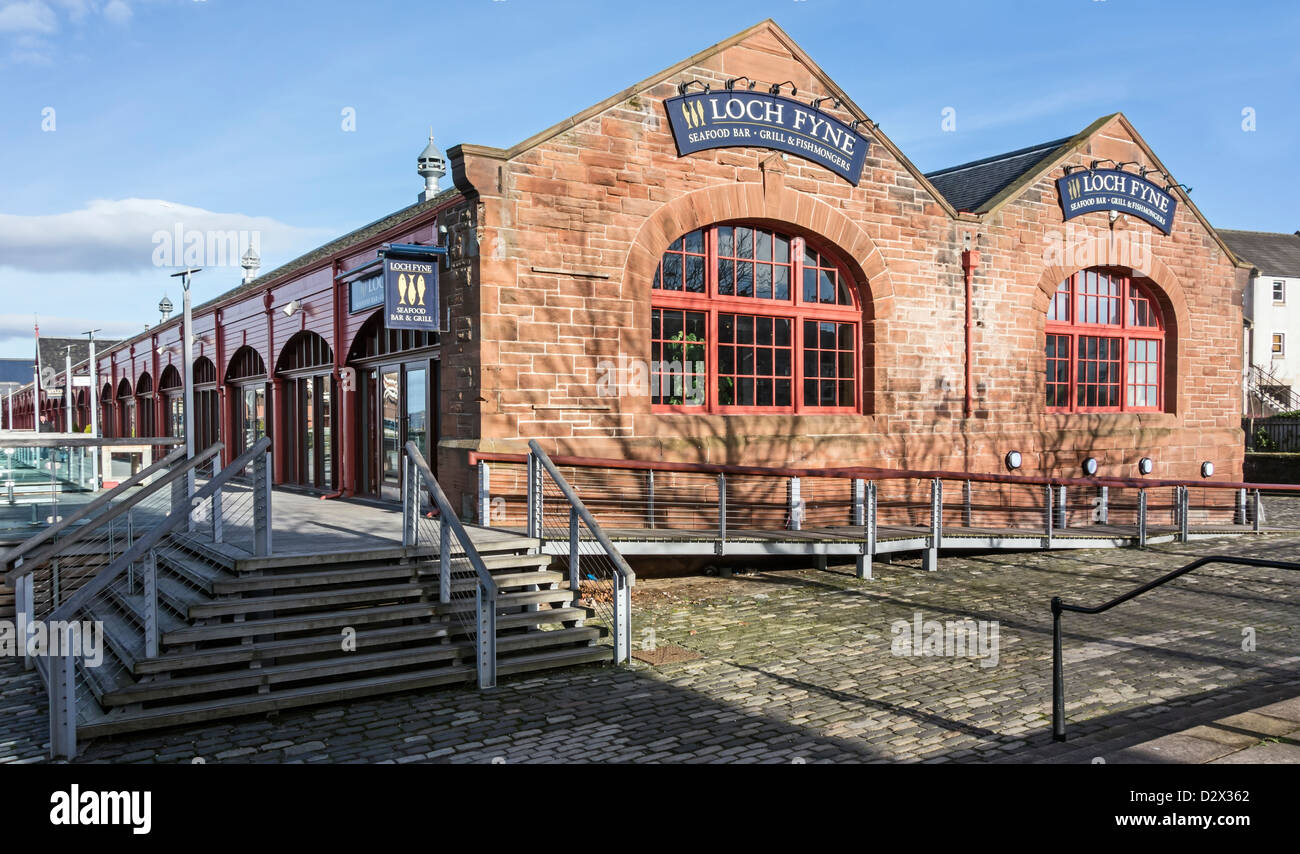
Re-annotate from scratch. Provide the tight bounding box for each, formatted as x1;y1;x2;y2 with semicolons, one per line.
1056;169;1177;234
382;252;440;331
664;91;869;185
349;273;384;314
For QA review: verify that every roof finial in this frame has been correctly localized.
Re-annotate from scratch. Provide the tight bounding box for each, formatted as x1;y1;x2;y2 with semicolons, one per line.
417;128;447;203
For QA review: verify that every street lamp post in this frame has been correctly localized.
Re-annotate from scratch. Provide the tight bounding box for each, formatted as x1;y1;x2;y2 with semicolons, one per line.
170;268;201;519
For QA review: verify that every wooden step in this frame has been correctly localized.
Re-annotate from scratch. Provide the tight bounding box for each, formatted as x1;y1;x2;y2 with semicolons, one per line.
229;535;541;574
160;602;438;646
106;585;185;635
189;583;427;619
104;644;468;705
436;587;575;615
105;626;605;706
492;606;591;631
196;571;569;619
133;622;451;675
209;554;555;595
213;563;417;594
79;644;611;738
155;551;229;594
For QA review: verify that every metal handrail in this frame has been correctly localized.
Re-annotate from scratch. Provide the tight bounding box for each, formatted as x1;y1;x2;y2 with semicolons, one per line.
469;449;1300;495
47;437;267;623
528;440;635;664
4;443;223;584
1248;364;1300;413
1;446;186;571
527;441;636;586
1050;554;1300;740
403;441;499;688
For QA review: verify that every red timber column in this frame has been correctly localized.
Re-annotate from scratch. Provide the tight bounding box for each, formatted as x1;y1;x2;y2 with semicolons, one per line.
215;310;231;468
333;258;356;496
266;291;285;484
151;333;162;439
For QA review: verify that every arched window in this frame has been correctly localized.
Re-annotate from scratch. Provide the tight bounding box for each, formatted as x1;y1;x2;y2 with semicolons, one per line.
651;224;862;413
1045;267;1165;412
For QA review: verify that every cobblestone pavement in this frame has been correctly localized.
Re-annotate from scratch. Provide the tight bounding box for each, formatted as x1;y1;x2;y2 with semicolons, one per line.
3;532;1298;764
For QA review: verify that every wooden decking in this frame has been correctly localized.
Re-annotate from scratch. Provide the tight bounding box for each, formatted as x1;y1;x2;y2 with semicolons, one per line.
260;489;1265;563
511;522;1269;558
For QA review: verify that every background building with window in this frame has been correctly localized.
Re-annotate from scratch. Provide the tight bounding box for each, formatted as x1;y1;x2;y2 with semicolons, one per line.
1220;229;1300;414
5;20;1251;512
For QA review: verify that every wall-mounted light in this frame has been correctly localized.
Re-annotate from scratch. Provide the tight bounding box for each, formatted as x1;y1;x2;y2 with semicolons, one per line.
677;80;710;96
1083;457;1099;476
1201;461;1215;478
1138;457;1154;475
282;299;302;317
724;77;756;91
1165;182;1193;195
810;95;841;110
1005;451;1023;471
768;81;797;96
1089;159;1119;170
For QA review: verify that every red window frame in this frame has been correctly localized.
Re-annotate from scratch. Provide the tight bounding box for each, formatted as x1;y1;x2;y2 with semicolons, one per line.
651;224;862;414
1045;267;1165;413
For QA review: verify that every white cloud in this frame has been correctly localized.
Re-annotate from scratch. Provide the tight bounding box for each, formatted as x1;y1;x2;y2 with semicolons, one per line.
0;198;332;274
1;0;136;64
0;1;58;34
101;0;128;25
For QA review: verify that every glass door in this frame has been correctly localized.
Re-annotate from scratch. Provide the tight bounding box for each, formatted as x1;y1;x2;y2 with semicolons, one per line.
379;368;401;501
406;367;427;462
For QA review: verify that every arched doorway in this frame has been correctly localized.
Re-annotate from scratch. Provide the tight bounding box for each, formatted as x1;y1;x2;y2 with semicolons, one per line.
135;372;155;437
159;365;183;437
347;311;439;500
225;346;268;458
116;378;135;437
275;331;335;490
101;383;114;438
193;356;220;460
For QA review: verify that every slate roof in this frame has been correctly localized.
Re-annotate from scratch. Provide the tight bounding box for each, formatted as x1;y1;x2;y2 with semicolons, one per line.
36;337;119;373
1218;229;1300;278
924;137;1072;213
86;189;461;370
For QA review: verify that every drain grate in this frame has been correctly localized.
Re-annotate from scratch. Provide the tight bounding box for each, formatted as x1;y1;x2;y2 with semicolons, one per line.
632;643;702;666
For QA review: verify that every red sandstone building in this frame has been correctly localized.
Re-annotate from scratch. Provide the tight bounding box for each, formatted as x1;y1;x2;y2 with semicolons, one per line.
7;20;1249;514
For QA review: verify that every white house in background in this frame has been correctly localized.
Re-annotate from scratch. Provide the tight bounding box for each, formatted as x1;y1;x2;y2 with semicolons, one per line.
1219;229;1300;415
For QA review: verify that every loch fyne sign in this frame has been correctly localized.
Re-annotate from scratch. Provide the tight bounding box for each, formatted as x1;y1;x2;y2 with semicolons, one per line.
1056;169;1177;235
382;244;444;331
665;91;869;184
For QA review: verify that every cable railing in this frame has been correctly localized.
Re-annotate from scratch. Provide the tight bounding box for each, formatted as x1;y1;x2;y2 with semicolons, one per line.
526;440;634;664
4;445;218;625
14;437;272;759
469;449;1299;574
1050;554;1300;741
0;436;183;538
2;445;185;577
401;440;499;689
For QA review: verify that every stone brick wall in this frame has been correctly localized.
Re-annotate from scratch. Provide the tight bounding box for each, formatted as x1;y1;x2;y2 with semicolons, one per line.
442;22;1245;509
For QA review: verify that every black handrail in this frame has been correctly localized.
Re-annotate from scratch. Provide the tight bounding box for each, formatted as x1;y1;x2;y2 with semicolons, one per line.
1051;554;1300;740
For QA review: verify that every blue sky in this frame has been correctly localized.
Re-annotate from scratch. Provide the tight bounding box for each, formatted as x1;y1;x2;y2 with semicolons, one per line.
0;0;1296;357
